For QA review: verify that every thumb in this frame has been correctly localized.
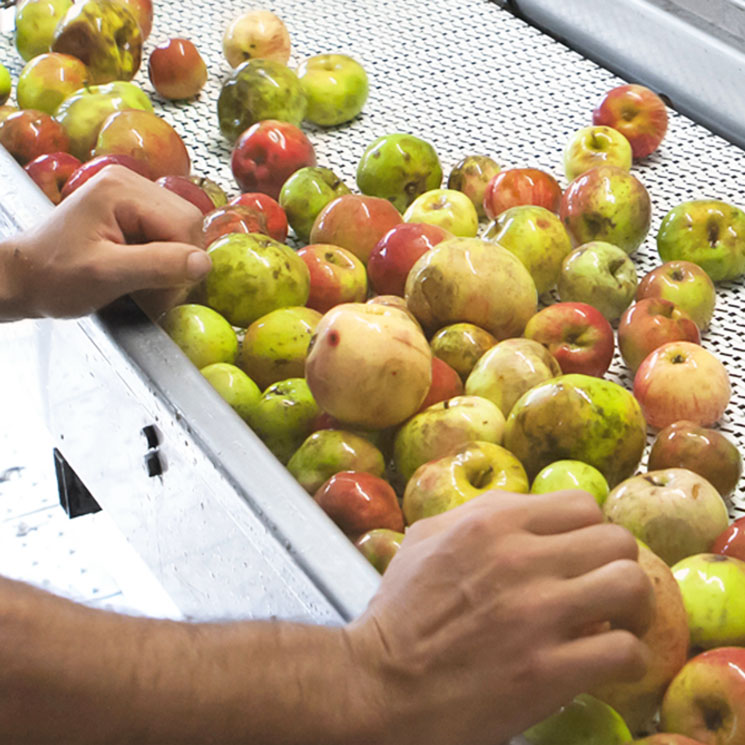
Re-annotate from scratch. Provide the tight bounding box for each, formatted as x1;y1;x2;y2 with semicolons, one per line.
103;242;212;293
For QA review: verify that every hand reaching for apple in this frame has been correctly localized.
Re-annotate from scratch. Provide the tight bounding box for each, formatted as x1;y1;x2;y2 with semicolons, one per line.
0;165;211;321
347;489;653;745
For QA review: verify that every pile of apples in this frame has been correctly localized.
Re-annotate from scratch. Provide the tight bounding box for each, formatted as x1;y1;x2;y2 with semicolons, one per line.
3;2;745;743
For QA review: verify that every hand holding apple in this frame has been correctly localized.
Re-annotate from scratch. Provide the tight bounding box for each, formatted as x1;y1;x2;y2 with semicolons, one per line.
531;460;609;505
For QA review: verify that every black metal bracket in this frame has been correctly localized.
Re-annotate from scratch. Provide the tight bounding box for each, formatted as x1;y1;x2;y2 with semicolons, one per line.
53;448;101;518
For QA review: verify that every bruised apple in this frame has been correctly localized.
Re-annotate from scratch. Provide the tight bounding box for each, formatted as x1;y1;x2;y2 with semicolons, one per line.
447;154;500;219
430;323;497;381
305;303;432;430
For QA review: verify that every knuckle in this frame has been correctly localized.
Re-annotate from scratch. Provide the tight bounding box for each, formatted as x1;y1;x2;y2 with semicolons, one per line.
601;524;639;558
607;631;648;680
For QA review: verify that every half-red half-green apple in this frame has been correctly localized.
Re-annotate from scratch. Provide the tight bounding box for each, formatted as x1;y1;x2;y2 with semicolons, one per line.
593;84;669;159
230;119;315;200
16;52;87;115
24;152;82;204
148;38;208;100
482;167;562;219
617;297;700;372
633;341;731;429
296;244;368;314
523;301;615;378
0;109;69;166
367;222;452;296
229;193;288;242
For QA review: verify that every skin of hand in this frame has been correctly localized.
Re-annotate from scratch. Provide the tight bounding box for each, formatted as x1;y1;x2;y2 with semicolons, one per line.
0;165;210;321
347;489;653;745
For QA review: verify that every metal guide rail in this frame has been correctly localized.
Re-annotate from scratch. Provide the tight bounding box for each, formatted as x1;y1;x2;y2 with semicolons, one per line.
1;0;745;627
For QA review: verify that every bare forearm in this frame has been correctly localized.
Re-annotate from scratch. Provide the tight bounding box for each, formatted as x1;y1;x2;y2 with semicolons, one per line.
0;236;31;321
0;577;383;745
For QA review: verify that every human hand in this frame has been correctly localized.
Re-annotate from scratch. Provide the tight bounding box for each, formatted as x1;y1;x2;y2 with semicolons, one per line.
347;490;653;745
1;165;210;320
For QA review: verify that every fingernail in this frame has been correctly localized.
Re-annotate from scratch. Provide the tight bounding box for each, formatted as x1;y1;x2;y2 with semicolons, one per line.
186;250;212;280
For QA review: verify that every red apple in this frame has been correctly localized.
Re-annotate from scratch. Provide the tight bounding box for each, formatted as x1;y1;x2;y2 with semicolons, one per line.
593;84;669;159
309;194;403;265
482;167;562;219
660;647;745;745
634;341;731;429
0;109;69;166
648;420;742;498
24;151;82;204
313;471;404;539
229;192;288;242
636;261;717;332
712;517;745;562
201;205;268;248
523;302;615;378
417;357;464;412
296;244;368;314
93;109;191;179
618;298;701;372
148;38;208;100
367;222;452;296
156;175;214;215
60;153;152;199
118;0;153;39
230;119;316;200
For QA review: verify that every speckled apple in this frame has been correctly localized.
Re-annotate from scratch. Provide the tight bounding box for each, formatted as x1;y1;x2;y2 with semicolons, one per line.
200;362;261;423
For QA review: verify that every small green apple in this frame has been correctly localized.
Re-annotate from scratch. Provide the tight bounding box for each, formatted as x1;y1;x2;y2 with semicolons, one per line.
246;378;319;465
287;429;386;494
200;362;261;422
0;64;11;106
531;459;610;505
296;53;368;126
160;304;238;370
403;188;479;237
14;0;72;62
356;133;442;212
523;694;633;745
672;553;745;649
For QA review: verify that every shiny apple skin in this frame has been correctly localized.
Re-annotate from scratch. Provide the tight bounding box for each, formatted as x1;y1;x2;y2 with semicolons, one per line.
367;222;452;296
230;119;315;200
524;302;615;378
296;244;368;314
24;151;82;204
201;205;269;247
447;154;500;219
593;84;669;159
222;9;291;68
61;153;152;199
93;109;190;179
563;124;633;182
417;357;464;412
712;517;745;562
648;420;742;498
618;298;701;373
430;322;498;381
118;0;153;40
229;193;288;242
0;109;70;166
16;52;88;115
156;175;214;215
313;471;404;539
148;38;208;100
355;528;404;574
483;167;562;219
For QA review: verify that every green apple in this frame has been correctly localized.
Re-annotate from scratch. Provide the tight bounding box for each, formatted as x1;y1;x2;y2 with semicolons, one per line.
0;64;11;106
217;59;307;142
16;53;88;115
160;304;238;370
200;362;261;422
238;306;322;391
14;0;72;62
204;233;310;328
246;378;320;465
405;237;537;339
287;429;386;494
531;460;609;505
403;188;478;237
657;200;745;282
430;322;497;381
393;395;506;484
51;0;142;84
602;469;729;566
447;154;501;219
402;441;529;524
356;133;442;212
504;373;646;487
355;528;404;574
523;694;632;745
296;53;368;126
55;81;153;161
483;205;573;295
279;166;350;242
465;337;561;417
563;125;633;181
557;241;638;321
305;302;432;431
189;176;228;209
672;553;745;648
